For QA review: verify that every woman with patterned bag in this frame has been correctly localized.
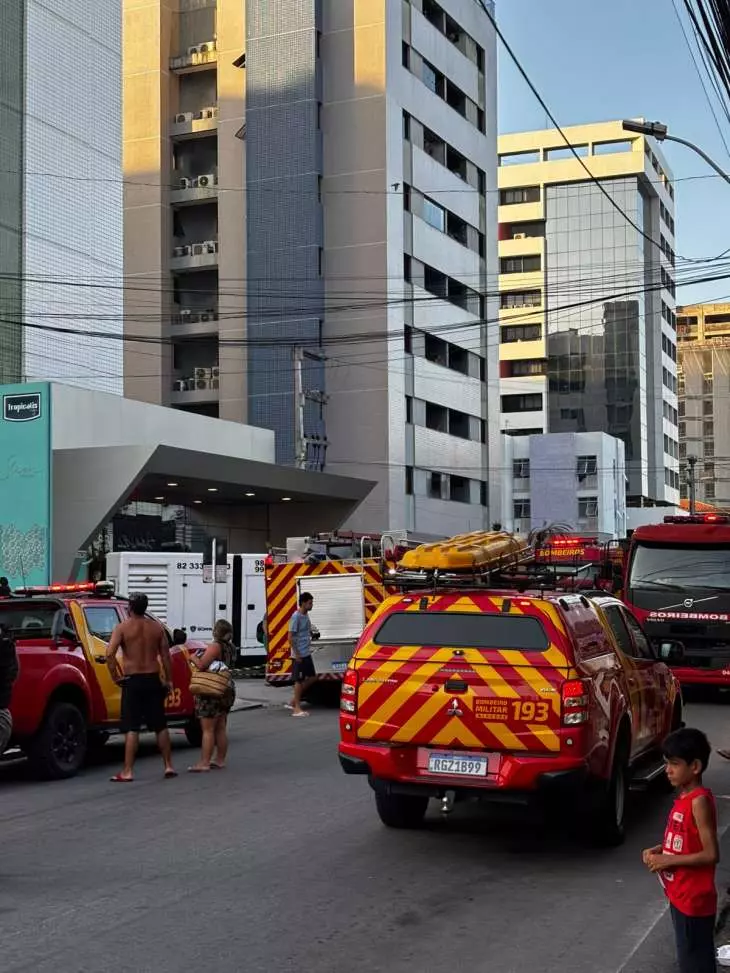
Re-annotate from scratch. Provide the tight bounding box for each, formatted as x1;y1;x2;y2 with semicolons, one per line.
187;619;237;772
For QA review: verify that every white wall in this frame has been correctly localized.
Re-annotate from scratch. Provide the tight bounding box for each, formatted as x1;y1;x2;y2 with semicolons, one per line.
22;0;123;394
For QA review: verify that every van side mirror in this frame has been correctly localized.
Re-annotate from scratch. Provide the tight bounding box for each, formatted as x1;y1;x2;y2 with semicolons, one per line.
660;641;684;662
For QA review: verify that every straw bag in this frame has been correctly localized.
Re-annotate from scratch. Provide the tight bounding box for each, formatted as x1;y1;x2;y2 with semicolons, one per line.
188;665;229;698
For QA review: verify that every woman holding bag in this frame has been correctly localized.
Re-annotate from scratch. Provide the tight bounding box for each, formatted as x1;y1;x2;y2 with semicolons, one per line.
188;619;237;772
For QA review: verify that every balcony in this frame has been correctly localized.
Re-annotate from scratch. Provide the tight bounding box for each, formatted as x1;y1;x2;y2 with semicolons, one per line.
170;107;218;139
171;366;220;405
170;240;219;272
170;173;218;206
172;307;219;337
170;41;218;74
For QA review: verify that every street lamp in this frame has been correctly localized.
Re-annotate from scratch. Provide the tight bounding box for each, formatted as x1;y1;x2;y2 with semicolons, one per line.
622;119;730;187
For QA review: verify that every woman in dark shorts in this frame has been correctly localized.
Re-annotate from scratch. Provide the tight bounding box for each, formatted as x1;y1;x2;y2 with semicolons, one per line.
188;619;236;772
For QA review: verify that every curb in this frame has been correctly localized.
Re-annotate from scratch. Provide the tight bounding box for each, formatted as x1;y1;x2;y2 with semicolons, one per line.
230;700;265;713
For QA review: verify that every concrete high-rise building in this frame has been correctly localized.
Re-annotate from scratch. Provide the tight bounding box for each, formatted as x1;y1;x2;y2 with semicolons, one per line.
0;1;123;391
123;0;500;535
677;302;730;506
497;120;679;508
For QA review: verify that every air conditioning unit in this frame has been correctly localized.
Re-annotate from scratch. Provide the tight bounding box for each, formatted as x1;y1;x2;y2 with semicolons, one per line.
174;112;194;124
187;45;200;56
180;308;192;318
179;177;193;190
173;245;192;258
170;55;186;70
196;379;208;390
197;108;216;120
209;377;220;390
199;41;216;53
192;243;205;256
173;379;187;392
197;173;216;188
514;233;527;240
194;366;211;381
211;365;220;378
200;310;212;322
203;240;218;254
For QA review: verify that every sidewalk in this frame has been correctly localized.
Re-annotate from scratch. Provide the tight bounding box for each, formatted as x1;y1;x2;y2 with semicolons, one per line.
230;677;290;712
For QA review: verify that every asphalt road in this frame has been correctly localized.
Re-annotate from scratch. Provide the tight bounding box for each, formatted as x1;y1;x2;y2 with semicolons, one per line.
2;695;730;973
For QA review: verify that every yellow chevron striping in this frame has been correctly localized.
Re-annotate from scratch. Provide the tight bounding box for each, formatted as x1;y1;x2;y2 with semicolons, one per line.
357;651;421;706
485;720;527;750
388;689;449;743
473;662;521;698
359;663;441;737
527;723;561;751
429;718;483;748
498;650;561;715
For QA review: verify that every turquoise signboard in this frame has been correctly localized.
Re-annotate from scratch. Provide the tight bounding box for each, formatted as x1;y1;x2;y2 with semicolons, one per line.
0;382;52;587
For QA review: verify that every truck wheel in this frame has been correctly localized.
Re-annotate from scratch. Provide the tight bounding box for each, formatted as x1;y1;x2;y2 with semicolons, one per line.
375;789;429;829
27;702;88;780
590;744;628;847
184;718;203;748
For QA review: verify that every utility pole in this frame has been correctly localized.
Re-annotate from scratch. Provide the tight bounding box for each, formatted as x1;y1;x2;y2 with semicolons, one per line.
686;455;698;515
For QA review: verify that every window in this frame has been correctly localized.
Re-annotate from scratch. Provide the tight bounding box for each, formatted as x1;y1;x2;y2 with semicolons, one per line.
423;126;446;165
428;471;444;499
576;455;597;477
405;395;413;424
704;420;714;438
705;481;716;500
405;465;414;495
446;82;467;118
403;254;412;283
592;140;633;156
422;196;446;232
602;605;634;657
424;332;448;366
425;401;448;432
501;393;542;413
84;606;121;642
703;399;714;416
403;183;411;212
500;290;541;309
513;499;531;519
500;186;540;205
404;324;413;354
621;610;654;661
0;602;74;640
502;324;542;343
511;360;545;377
508;221;545;239
513;458;530;479
422;59;445;97
446;211;468;247
373;611;549;651
403;111;411;140
448;344;468;375
448;409;470;439
499;150;540;166
544;144;588;161
450;475;470;503
578;497;598;518
402;41;410;68
500;255;541;274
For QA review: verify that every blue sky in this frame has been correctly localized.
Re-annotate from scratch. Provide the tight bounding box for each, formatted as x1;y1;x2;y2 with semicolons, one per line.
497;0;730;304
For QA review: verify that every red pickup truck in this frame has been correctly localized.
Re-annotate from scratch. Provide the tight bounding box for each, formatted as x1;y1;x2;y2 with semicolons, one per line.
1;582;201;779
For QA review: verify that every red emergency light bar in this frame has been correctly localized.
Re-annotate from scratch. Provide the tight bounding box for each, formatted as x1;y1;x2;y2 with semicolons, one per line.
663;514;730;525
13;581;115;597
542;536;596;546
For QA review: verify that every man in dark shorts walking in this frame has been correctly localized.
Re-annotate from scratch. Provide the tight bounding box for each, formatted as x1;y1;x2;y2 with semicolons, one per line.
289;592;316;717
106;592;177;781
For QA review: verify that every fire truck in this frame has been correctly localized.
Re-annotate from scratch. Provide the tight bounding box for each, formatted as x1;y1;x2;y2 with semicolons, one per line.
620;513;730;685
264;531;423;684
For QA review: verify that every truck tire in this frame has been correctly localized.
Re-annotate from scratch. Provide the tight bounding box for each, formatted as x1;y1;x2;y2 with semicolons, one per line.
375;789;429;829
27;702;88;780
590;742;629;847
184;718;203;748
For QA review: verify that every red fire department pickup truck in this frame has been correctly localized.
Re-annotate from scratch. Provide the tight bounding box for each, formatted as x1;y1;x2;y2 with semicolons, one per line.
339;531;683;845
1;582;201;779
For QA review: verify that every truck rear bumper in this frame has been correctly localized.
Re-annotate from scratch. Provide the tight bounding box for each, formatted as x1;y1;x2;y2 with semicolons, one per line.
339;742;587;800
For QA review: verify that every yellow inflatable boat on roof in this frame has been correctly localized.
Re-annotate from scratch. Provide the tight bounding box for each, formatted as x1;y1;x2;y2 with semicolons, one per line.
397;530;529;572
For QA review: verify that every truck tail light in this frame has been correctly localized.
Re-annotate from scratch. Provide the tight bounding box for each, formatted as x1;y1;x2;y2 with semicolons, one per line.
340;667;358;715
561;678;590;726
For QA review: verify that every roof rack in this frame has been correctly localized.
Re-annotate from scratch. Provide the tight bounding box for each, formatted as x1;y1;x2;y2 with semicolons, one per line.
391;530;605;593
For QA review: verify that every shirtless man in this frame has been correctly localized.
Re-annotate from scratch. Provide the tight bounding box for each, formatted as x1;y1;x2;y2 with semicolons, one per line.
106;592;177;781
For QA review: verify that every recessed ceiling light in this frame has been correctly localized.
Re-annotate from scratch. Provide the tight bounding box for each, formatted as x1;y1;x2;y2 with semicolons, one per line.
245;492;255;497
167;482;178;487
193;500;203;505
207;487;218;493
281;496;292;501
154;496;165;501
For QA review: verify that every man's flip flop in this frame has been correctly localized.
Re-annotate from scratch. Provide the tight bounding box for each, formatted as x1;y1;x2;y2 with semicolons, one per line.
717;749;730;760
187;766;211;773
164;770;178;779
110;774;133;782
210;762;225;770
292;711;310;718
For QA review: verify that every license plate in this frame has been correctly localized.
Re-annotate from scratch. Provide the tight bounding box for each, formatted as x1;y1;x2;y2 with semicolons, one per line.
331;661;348;673
427;753;489;777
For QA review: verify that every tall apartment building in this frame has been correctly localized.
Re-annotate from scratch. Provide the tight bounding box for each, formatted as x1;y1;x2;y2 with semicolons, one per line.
0;0;123;391
677;302;730;506
497;120;679;508
123;0;500;535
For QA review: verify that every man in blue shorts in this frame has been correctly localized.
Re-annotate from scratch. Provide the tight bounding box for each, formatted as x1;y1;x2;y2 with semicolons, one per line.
289;592;316;717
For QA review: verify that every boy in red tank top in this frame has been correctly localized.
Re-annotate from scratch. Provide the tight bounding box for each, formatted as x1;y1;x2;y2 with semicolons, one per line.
642;727;719;973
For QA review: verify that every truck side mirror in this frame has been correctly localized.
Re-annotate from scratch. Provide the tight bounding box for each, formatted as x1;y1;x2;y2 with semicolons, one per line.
660;641;684;662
